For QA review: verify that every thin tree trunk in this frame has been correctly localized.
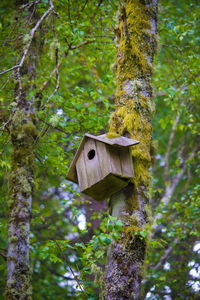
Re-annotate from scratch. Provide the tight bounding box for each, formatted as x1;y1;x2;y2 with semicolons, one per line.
105;1;158;299
5;3;40;299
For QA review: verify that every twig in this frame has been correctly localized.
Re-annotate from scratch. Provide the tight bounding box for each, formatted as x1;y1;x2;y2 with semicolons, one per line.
90;0;103;25
41;47;59;110
162;44;198;82
0;252;7;261
39;119;68;135
85;34;115;39
69;40;95;49
40;125;50;138
0;137;11;158
55;240;85;294
0;65;20;76
20;0;40;10
16;68;22;100
183;167;192;193
153;146;197;230
0;75;12;91
47;267;74;280
35;154;44;165
67;0;72;31
154;237;179;270
164;98;185;182
40;39;95;110
39;63;61;93
0;110;16;137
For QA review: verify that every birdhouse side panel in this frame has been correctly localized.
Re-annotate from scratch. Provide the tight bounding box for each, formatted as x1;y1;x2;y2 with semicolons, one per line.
76;152;88;192
96;141;112;178
106;145;123;177
83;138;102;188
119;148;134;178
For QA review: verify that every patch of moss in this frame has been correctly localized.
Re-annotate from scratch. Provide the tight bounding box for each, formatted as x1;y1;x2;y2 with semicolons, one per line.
22;121;38;139
106;132;120;139
108;0;158;190
10;236;18;243
106;4;158;293
8;199;15;208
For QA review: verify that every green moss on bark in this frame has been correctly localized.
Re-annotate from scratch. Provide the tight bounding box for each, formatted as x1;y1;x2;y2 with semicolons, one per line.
105;1;158;298
108;0;158;189
6;107;37;299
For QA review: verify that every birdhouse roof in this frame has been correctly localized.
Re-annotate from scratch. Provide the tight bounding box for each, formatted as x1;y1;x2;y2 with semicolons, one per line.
66;133;139;183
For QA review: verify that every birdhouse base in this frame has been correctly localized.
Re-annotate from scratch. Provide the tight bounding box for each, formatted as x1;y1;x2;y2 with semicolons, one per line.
81;174;128;201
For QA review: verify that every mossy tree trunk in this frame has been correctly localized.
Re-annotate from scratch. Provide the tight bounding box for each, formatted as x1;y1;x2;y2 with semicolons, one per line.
5;3;40;299
105;0;158;299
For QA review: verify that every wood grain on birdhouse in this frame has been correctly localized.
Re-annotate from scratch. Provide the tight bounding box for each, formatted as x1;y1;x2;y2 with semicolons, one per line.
66;133;139;201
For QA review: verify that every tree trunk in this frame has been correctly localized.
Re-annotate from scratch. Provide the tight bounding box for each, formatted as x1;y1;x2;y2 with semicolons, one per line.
105;1;158;299
5;3;40;299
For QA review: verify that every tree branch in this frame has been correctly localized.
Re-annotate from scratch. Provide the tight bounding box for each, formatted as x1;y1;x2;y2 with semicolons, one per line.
46;266;74;281
39;119;68;135
164;99;184;182
20;1;40;10
0;137;11;158
41;46;60;110
55;240;85;294
0;251;7;261
69;40;95;49
154;237;179;270
0;0;54;76
153;147;197;230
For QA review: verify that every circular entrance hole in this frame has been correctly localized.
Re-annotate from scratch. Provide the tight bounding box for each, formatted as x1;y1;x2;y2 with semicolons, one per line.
88;149;95;160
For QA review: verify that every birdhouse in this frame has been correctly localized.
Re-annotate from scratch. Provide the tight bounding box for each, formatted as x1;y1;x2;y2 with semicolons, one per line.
66;134;139;201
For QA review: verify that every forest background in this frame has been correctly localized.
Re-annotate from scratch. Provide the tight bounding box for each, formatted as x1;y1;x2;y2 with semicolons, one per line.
0;0;199;299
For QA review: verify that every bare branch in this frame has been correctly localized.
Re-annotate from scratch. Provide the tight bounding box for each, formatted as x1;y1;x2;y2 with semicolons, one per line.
19;1;54;69
90;0;103;25
39;63;61;93
85;34;115;39
69;40;95;49
0;252;7;261
40;39;95;110
164;99;184;182
183;167;192;193
153;147;197;230
20;1;40;10
39;119;68;135
0;137;11;158
0;75;12;91
55;240;85;294
154;237;179;270
0;65;20;76
46;266;74;280
0;110;16;137
41;47;60;110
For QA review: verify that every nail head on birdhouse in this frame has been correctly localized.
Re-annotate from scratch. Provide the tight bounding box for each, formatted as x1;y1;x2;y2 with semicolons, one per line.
66;133;139;201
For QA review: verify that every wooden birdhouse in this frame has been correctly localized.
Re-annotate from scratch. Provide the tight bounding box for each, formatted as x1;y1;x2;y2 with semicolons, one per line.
66;134;139;201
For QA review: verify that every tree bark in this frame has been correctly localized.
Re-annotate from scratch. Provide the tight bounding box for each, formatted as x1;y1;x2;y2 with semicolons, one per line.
105;1;158;299
5;3;41;299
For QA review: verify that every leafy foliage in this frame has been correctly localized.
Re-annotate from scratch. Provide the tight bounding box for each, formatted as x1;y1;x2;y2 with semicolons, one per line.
0;0;199;299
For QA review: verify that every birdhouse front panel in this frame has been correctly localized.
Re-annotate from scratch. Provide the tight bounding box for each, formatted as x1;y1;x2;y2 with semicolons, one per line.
76;139;109;193
66;133;139;201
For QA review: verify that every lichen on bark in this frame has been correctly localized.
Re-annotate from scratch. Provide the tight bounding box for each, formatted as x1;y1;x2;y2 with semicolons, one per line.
105;0;158;299
5;2;41;298
5;107;37;300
